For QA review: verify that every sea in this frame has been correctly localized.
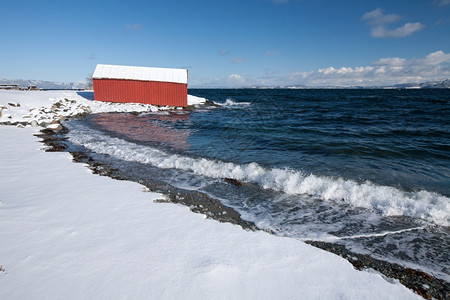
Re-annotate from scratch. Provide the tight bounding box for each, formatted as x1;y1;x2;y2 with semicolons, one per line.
64;89;449;281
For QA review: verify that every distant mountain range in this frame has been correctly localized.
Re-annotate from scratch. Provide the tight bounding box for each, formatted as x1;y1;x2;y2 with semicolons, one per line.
251;79;450;89
0;78;86;90
390;79;450;89
1;78;449;90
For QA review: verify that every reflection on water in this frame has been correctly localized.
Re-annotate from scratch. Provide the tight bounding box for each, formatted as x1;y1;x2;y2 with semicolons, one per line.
90;112;191;150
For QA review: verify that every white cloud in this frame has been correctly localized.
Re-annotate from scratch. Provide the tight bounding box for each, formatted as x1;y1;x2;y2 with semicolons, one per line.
423;50;450;64
362;8;424;38
361;8;401;25
372;57;406;66
219;50;230;56
227;74;245;84
307;50;450;86
371;22;425;38
439;0;450;5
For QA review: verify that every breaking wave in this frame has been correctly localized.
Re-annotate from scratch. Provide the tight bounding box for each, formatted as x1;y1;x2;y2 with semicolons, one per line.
67;124;450;227
217;98;252;107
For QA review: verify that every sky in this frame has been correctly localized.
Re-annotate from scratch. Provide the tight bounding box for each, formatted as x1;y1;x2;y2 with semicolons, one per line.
1;0;450;87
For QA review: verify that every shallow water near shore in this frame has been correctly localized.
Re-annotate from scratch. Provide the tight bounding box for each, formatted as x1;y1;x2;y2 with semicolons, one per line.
64;89;449;282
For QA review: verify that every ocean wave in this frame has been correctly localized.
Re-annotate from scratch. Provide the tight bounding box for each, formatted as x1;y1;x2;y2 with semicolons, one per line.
216;98;252;107
67;124;450;227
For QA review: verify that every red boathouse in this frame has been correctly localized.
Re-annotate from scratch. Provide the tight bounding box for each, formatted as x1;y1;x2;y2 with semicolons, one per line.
92;64;188;107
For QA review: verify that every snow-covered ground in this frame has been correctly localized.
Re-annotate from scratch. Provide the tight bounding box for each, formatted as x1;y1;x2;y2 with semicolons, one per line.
0;90;207;127
0;90;419;299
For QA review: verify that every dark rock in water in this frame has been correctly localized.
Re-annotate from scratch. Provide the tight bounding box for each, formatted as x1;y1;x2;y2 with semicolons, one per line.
205;99;221;107
184;99;220;111
183;105;196;111
224;178;243;187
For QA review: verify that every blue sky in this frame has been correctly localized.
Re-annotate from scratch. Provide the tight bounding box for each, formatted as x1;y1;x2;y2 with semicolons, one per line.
1;0;449;87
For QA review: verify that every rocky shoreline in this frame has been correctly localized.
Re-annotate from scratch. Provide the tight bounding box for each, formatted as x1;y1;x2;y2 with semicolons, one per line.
35;125;449;300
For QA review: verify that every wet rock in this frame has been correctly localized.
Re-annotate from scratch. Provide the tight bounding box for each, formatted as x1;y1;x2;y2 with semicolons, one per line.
34;127;69;152
225;178;243;187
8;102;20;107
205;99;221;107
16;124;25;128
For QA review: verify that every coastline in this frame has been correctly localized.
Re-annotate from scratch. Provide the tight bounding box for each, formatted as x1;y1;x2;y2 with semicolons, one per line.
0;125;421;299
0;90;436;299
36;125;450;299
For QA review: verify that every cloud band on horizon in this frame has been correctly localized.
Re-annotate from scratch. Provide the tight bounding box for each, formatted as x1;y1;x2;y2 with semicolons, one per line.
193;50;450;87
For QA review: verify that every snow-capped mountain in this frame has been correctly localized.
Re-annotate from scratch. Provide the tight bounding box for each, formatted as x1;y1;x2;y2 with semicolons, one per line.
0;78;86;90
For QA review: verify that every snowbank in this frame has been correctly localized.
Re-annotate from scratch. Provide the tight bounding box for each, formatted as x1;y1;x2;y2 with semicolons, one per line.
0;91;418;299
187;94;208;106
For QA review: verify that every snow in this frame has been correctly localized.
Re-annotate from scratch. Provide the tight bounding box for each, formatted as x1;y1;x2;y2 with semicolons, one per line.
0;90;206;128
0;90;419;299
92;64;188;84
187;94;208;106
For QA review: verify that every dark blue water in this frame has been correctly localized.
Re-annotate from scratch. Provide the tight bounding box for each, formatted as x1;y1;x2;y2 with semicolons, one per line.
66;89;450;281
187;89;449;196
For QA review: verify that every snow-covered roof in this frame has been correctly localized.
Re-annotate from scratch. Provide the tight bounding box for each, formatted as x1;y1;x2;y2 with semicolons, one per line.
92;64;188;84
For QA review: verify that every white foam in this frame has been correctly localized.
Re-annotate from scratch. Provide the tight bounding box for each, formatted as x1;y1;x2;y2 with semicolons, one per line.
322;226;427;241
218;98;252;107
68;125;450;227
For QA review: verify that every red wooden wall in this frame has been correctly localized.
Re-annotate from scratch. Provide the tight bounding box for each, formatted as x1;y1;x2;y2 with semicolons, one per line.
93;78;188;107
